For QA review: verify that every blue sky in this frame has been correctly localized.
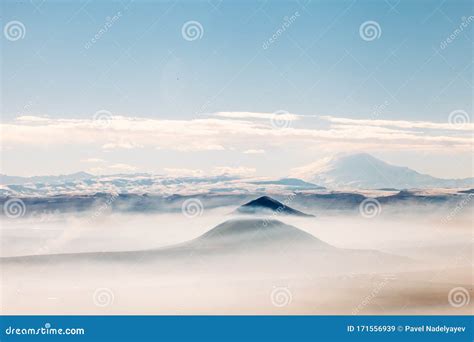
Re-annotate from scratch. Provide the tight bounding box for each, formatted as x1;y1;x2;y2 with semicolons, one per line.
1;0;473;177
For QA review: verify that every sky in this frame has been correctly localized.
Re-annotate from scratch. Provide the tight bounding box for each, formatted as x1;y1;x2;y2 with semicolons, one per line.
1;0;473;178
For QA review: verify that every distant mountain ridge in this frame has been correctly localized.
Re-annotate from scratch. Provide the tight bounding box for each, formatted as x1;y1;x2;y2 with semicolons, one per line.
1;154;472;195
291;153;473;189
0;173;324;197
0;172;93;185
1;190;469;218
249;178;324;189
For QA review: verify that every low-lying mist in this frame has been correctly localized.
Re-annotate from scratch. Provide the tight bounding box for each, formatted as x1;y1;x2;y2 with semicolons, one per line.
1;199;472;315
1;202;471;259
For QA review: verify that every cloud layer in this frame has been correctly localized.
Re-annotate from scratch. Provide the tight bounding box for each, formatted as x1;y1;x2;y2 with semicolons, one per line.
2;112;471;154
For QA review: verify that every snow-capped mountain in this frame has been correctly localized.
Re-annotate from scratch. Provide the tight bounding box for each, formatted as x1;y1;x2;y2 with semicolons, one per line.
0;173;322;197
0;172;93;185
1;153;472;196
291;153;473;189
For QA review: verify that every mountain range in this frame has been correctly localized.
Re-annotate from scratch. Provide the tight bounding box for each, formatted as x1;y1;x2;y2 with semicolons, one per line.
0;154;472;195
0;171;93;185
1;190;470;218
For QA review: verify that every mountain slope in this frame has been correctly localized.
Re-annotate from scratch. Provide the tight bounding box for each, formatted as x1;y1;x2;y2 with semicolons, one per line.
0;218;333;263
235;196;314;217
291;153;473;189
1;218;408;277
192;218;329;250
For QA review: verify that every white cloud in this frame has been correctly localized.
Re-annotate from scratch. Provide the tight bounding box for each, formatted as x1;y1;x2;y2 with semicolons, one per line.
109;163;137;171
163;168;205;177
211;166;256;177
16;116;51;122
243;149;266;154
163;166;256;178
102;142;142;150
80;158;105;163
2;114;472;157
88;163;137;174
213;111;301;121
320;115;474;131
